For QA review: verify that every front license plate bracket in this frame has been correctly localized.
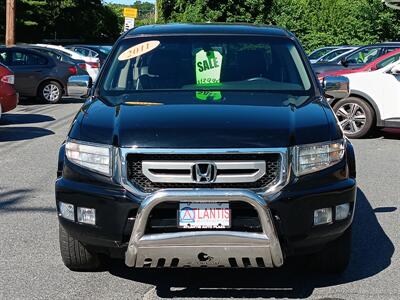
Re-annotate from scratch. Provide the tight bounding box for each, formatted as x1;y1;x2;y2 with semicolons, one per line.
178;202;231;229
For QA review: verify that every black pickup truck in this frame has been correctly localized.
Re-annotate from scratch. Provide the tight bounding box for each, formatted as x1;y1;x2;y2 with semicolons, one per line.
56;24;356;274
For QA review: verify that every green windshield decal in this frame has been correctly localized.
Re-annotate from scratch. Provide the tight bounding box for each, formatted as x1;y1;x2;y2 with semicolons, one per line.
195;50;223;102
195;91;222;101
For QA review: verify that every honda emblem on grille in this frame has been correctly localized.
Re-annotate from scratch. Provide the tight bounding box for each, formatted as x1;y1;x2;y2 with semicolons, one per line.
193;162;217;183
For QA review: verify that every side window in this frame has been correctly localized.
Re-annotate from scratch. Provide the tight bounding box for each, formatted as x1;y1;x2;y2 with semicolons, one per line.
72;47;82;55
75;47;90;57
346;48;380;64
10;52;29;65
376;53;400;69
0;51;8;64
10;52;47;66
46;51;61;61
89;50;99;58
385;47;400;54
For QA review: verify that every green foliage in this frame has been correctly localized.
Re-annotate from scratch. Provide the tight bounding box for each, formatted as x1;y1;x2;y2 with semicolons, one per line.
270;0;400;51
1;0;399;50
159;0;272;23
159;0;400;52
0;0;154;43
106;1;156;30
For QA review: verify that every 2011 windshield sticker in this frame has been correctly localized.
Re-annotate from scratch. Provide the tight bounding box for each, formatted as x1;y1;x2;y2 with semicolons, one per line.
118;40;160;61
195;50;223;85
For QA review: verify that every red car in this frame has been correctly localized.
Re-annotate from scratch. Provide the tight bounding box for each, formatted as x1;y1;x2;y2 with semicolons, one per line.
318;48;400;80
0;63;18;118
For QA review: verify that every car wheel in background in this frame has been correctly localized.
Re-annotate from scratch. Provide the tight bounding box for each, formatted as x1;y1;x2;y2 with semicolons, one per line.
38;81;62;104
333;96;375;139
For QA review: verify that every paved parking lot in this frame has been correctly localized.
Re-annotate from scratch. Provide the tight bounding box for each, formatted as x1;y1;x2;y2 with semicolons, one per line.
0;99;399;300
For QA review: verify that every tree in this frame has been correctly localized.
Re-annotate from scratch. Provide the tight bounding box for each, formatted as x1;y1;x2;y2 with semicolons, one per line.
270;0;400;51
1;0;122;43
1;0;399;49
159;0;273;23
158;0;400;52
106;1;155;31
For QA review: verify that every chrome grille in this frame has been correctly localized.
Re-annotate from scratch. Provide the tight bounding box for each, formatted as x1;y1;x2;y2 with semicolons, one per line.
126;153;281;193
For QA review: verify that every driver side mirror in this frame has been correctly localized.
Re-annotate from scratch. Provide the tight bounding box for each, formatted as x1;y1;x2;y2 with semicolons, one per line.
390;64;400;75
67;75;92;98
323;76;350;99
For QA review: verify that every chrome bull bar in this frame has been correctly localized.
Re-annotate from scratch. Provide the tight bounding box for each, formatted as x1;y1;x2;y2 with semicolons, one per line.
125;189;284;268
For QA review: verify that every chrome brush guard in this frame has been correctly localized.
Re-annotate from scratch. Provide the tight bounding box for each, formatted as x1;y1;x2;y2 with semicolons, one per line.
125;189;284;268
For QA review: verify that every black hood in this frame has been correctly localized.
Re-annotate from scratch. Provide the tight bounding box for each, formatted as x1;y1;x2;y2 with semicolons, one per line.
69;91;341;148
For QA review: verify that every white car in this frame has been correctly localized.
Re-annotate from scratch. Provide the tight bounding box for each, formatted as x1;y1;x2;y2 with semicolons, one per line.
331;60;400;138
35;44;100;82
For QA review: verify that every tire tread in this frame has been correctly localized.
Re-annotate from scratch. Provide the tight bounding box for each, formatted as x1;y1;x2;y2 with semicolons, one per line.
59;224;100;271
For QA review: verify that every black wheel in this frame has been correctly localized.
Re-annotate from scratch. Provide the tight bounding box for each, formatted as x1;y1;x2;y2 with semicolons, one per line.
333;97;375;139
59;224;101;271
310;226;352;274
38;81;62;103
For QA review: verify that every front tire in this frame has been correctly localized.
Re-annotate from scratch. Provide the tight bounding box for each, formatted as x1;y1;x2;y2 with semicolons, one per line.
310;226;352;274
38;81;62;104
59;224;101;271
333;97;375;139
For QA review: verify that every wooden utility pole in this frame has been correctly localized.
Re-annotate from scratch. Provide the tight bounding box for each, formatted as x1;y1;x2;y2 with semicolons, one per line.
6;0;16;46
154;0;158;23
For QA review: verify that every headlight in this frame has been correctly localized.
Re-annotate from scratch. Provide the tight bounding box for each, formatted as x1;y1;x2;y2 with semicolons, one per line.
65;140;112;176
293;140;345;176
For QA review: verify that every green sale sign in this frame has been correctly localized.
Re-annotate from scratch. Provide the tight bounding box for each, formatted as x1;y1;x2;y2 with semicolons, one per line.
195;49;223;101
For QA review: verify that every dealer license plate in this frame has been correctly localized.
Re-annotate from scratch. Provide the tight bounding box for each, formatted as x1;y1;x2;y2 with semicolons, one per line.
178;202;231;229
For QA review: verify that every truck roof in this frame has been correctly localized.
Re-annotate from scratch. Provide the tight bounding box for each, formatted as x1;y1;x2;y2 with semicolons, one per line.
125;23;293;38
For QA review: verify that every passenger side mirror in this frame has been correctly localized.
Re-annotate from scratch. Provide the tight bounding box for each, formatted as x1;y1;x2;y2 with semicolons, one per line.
323;76;350;99
67;75;92;98
390;64;400;75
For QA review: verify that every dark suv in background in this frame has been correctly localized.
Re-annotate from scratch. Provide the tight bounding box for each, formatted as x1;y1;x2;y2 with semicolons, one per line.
57;24;356;274
0;46;78;103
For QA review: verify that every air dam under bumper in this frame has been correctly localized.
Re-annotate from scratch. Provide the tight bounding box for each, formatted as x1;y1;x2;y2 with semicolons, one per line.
125;189;284;268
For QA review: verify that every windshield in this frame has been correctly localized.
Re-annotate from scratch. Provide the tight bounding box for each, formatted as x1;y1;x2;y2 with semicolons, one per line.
99;36;312;96
309;48;335;60
95;46;112;55
346;47;381;64
319;48;353;62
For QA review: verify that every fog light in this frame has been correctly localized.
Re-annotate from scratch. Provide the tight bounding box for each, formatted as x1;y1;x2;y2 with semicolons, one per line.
314;208;332;225
336;203;350;220
59;202;75;221
77;207;96;225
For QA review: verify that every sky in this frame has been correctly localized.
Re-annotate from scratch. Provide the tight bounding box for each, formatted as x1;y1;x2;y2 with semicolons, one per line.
107;0;156;4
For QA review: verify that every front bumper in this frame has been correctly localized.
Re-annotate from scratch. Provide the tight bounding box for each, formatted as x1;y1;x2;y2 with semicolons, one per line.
125;189;283;268
56;175;356;267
